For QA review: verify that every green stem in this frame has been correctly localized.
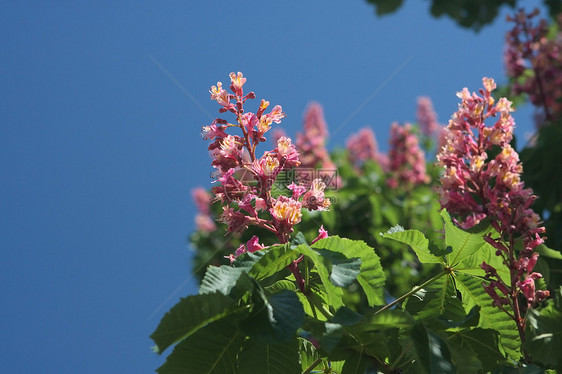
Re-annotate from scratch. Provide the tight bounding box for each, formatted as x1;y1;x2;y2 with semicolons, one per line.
302;358;323;374
307;292;334;319
375;270;448;315
304;256;310;294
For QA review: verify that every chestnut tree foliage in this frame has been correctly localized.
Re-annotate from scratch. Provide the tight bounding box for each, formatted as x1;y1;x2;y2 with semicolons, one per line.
151;9;562;374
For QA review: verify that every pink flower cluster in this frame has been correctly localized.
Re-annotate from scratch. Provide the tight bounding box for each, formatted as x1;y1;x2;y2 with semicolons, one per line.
204;72;330;247
296;103;338;173
387;123;430;189
346;127;389;170
504;9;562;127
437;78;548;320
192;187;216;233
416;97;440;136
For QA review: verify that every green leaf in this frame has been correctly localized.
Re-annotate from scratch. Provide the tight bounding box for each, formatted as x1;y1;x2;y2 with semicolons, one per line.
329;256;362;288
446;340;483;374
312;236;386;306
241;289;305;343
410;323;455;374
291;231;308;247
452;272;520;360
150;293;239;354
199;265;251;296
249;244;299;281
341;351;368;374
448;328;505;371
404;274;465;323
297;288;330;321
296;242;344;309
321;308;412;359
525;296;562;370
156;319;243;374
381;228;443;264
358;309;415;331
264;280;296;295
329;360;346;373
436;306;480;329
298;338;319;371
536;243;562;260
442;209;493;266
237;337;300;374
231;250;264;270
455;240;510;283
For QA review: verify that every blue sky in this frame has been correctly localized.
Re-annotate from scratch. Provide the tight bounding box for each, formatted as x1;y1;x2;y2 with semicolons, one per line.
0;1;543;372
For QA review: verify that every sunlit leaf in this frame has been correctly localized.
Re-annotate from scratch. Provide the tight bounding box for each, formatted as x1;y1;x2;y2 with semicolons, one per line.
381;228;443;264
249;244;299;281
312;236;386;306
452;273;520;360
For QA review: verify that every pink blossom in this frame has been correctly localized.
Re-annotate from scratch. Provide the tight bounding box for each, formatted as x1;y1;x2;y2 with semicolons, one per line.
246;235;265;253
296;102;331;168
438;77;549;315
387;122;429;189
346;127;388;170
210;82;230;107
287;182;307;199
302;179;331;211
505;9;562;127
204;73;329;247
219;206;249;233
265;105;285;124
201;122;227;140
235;243;247;257
240;112;258;132
311;225;328;244
229;72;246;97
195;213;216;233
270;196;303;227
416;96;439;136
212;168;250;204
275;137;300;168
192;187;212;215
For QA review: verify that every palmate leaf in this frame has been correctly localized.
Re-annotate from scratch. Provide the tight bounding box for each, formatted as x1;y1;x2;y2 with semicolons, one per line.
536;243;562;260
312;236;386;306
295;242;344;309
381;228;443;264
329;256;362;287
341;351;369;374
297;287;330;321
441;209;493;266
525;288;562;370
264;279;296;295
237;337;300;374
446;340;483;374
452;272;520;360
455;240;510;283
248;244;299;281
199;265;252;296
404;274;465;323
156;319;243;374
321;308;413;361
150;292;241;354
357;309;415;331
241;289;305;343
410;323;455;374
448;328;505;371
298;338;320;371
